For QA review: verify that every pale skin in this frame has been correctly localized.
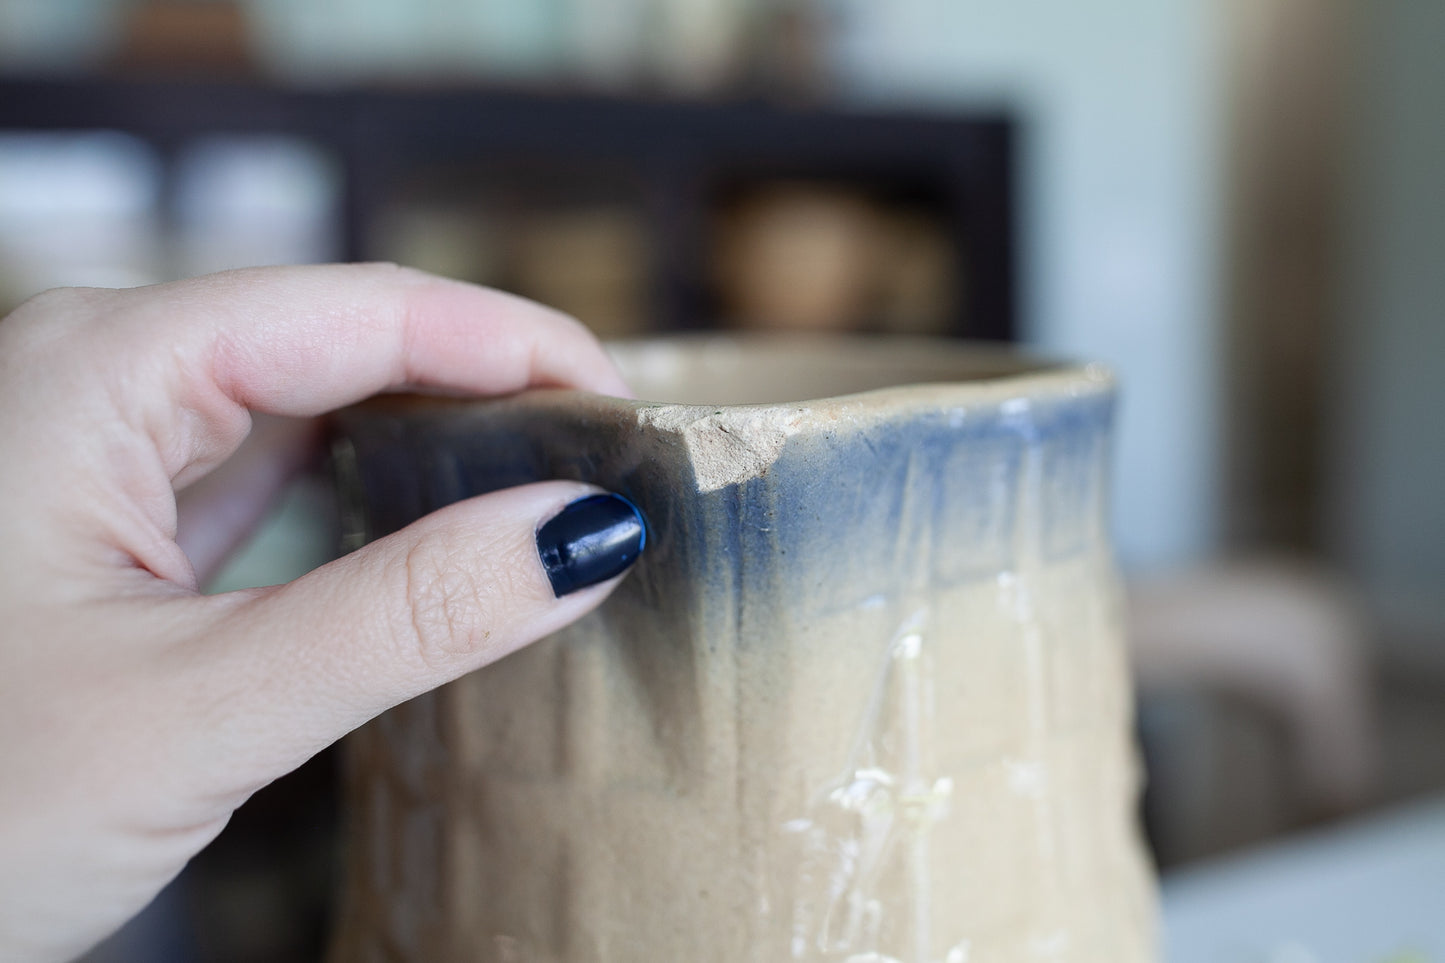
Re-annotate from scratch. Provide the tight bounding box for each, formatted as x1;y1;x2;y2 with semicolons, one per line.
0;264;635;961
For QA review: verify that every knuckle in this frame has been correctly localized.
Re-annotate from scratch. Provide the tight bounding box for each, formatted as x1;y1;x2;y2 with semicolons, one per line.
393;534;500;670
14;284;91;315
1;286;98;348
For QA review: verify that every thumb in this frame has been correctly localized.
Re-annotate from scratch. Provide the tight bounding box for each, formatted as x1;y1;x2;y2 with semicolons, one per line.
199;480;645;778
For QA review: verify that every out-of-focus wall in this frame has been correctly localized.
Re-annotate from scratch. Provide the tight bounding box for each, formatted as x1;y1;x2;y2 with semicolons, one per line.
835;0;1225;572
0;0;119;71
1330;0;1445;674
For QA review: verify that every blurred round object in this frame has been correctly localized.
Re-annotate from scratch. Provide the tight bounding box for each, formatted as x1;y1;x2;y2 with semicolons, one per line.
509;206;651;339
874;211;956;335
748;0;836;102
714;183;881;332
565;0;649;89
371;202;502;287
647;0;752;94
113;0;253;75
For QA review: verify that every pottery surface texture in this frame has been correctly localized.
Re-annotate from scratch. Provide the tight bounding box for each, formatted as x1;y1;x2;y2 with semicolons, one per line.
329;336;1156;962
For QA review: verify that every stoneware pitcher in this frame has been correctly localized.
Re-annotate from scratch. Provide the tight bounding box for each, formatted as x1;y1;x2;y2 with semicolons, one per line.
328;335;1156;963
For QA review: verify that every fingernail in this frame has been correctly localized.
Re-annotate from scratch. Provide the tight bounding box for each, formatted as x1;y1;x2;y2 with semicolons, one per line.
537;493;647;597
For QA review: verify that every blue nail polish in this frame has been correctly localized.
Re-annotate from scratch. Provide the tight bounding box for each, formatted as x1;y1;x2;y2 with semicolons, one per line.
537;494;647;597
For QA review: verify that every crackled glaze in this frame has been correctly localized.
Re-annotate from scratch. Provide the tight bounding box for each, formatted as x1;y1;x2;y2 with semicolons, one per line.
328;335;1157;963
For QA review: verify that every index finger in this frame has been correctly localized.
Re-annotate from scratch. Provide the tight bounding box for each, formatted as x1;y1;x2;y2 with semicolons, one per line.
136;263;631;415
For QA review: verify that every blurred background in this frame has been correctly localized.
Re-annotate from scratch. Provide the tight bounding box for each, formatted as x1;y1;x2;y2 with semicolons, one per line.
1;0;1442;960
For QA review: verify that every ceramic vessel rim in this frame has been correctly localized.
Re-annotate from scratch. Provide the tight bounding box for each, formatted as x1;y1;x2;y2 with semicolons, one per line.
353;334;1113;420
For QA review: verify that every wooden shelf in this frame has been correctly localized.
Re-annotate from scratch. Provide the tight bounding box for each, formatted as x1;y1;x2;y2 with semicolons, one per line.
0;75;1016;339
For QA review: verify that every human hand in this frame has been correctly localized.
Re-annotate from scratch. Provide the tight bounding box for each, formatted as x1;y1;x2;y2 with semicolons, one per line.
0;264;645;961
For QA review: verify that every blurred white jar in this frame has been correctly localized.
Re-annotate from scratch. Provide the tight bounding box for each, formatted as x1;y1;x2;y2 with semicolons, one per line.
171;135;342;277
0;132;164;307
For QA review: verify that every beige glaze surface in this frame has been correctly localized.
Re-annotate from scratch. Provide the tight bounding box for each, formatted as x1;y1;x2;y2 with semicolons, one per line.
330;336;1158;962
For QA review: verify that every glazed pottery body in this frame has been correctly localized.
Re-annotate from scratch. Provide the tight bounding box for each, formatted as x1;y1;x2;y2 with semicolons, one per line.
329;336;1156;962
